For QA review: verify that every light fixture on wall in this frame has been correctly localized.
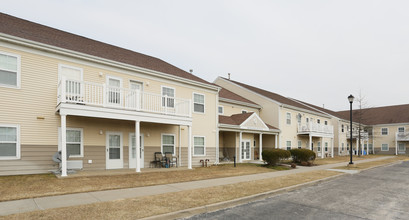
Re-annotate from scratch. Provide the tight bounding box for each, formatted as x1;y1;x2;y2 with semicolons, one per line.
99;130;103;135
146;133;150;137
99;72;103;77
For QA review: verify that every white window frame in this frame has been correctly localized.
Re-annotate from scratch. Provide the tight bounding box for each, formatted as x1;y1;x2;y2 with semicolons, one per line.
193;92;205;114
58;64;84;82
193;136;206;156
381;143;389;151
161;133;176;156
341;125;344;133
241;109;248;113
317;142;321;152
0;51;21;89
161;86;175;108
0;124;20;160
317;119;321;124
286;112;291;125
286;141;291;150
398;143;406;152
325;142;328;152
298;140;302;149
341;143;344;151
381;128;388;135
324;121;328;125
398;127;405;133
218;106;224;115
58;127;84;157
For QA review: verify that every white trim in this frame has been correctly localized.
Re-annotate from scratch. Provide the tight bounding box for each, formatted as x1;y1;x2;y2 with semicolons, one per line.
381;143;389;151
398;143;406;152
105;131;124;169
218;97;261;109
218;105;224;115
128;132;144;169
0;34;219;92
240;113;270;131
161;85;176;108
58;127;84;158
0;50;21;89
129;80;144;91
0;123;20;160
398;127;405;133
193;135;206;156
286;140;292;150
192;92;205;114
161;133;176;156
381;127;388;135
286;112;291;125
58;63;84;81
241;109;248;113
106;74;123;87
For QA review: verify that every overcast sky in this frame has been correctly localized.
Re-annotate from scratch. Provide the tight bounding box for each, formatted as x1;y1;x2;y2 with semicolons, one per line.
2;0;408;111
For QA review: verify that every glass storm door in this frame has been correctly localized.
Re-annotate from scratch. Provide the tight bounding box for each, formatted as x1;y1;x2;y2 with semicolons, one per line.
106;132;123;169
129;134;144;168
241;140;251;160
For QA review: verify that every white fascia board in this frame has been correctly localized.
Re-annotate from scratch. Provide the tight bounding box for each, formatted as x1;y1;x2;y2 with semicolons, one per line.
215;77;282;106
371;122;409;127
219;98;261;109
57;103;192;126
240;112;269;131
0;34;219;92
219;124;279;134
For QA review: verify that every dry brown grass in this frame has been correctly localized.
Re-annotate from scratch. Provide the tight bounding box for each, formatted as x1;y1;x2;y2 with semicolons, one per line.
3;170;340;220
335;155;409;170
313;155;388;165
0;163;275;202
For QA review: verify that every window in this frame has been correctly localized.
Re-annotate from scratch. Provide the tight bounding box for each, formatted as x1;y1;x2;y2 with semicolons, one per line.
59;128;83;157
298;140;302;149
242;110;248;113
306;118;309;123
162;134;175;155
218;106;224;115
0;124;20;159
317;142;321;152
162;86;175;108
381;128;388;135
193;93;205;113
325;142;328;152
341;125;344;132
324;121;328;125
107;76;122;105
286;141;291;150
0;52;20;88
381;144;389;151
317;119;321;124
286;113;291;125
193;136;205;156
297;114;302;124
341;143;344;151
398;127;405;133
398;143;406;152
368;129;373;135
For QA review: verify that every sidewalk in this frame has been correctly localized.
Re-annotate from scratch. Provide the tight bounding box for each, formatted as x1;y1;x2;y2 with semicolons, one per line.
0;156;393;216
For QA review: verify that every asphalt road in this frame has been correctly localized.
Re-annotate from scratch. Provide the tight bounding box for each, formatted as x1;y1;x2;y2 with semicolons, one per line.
185;161;409;220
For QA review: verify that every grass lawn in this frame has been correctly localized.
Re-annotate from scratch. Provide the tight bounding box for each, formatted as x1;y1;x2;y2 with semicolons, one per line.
0;163;280;202
334;155;409;170
313;154;387;165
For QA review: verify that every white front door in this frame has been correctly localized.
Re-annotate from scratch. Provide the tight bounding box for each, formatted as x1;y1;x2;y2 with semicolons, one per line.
241;140;251;160
398;143;406;154
59;65;83;101
128;81;143;110
107;76;122;105
106;132;123;169
129;133;144;168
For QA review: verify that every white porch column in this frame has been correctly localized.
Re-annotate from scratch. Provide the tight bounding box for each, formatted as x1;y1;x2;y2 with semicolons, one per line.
361;139;364;155
331;138;334;158
321;138;324;159
239;132;242;163
61;114;67;177
259;133;263;161
135;121;141;173
309;134;312;150
188;125;192;169
275;134;278;149
356;139;358;155
395;133;398;155
179;126;182;167
216;128;219;164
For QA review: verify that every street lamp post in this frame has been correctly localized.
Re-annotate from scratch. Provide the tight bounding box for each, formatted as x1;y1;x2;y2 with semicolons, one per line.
348;94;354;165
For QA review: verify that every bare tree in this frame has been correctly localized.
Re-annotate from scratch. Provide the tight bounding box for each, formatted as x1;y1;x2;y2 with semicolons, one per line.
353;90;371;157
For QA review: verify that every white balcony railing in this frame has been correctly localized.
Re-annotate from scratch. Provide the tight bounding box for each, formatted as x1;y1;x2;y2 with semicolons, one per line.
346;131;369;139
397;132;409;141
297;122;334;135
57;78;191;117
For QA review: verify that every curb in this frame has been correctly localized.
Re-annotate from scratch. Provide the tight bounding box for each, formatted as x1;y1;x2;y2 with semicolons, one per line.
141;172;345;220
143;159;405;220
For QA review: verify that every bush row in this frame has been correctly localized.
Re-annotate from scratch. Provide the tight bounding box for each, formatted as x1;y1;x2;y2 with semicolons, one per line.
262;148;316;166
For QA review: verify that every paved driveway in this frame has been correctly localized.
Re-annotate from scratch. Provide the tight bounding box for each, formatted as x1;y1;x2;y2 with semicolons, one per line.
186;161;409;220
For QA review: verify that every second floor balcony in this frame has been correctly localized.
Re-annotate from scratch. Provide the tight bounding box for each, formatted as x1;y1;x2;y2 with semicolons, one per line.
297;122;334;136
397;132;409;141
346;131;369;140
57;78;192;118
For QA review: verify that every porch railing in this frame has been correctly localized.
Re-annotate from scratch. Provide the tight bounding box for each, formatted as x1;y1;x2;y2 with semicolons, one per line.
346;131;369;139
57;77;192;117
297;122;334;135
397;132;409;141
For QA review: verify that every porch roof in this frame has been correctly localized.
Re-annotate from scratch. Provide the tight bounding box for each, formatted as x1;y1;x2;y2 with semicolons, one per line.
219;112;279;133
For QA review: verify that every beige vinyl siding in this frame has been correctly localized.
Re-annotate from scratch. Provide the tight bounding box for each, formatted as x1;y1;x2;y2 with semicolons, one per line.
219;101;259;116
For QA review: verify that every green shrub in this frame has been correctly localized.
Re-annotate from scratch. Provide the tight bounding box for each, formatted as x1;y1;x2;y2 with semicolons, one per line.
262;149;291;166
289;149;316;163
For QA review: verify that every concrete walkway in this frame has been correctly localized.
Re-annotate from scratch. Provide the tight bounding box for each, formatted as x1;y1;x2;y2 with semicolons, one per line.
0;156;393;216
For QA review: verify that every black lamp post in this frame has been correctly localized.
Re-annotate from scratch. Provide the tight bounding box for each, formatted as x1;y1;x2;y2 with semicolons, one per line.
348;94;354;165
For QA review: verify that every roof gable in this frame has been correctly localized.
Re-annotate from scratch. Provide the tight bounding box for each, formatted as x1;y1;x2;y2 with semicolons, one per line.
219;112;278;131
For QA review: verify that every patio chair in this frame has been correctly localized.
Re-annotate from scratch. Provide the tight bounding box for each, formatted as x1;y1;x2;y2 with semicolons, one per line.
150;152;164;168
165;152;177;167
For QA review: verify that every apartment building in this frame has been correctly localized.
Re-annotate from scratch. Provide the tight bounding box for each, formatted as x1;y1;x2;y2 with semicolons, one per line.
214;77;336;158
0;13;219;176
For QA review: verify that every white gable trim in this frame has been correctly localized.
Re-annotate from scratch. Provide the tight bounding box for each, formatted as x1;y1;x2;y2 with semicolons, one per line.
240;113;269;131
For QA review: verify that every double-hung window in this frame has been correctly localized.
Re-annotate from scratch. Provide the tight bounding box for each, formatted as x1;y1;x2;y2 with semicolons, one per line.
59;128;83;157
162;134;175;155
162;86;175;108
325;142;328;152
194;136;205;156
381;128;388;135
298;140;302;149
0;52;20;88
193;93;205;113
398;127;405;133
286;141;291;150
218;106;224;115
0;124;20;159
317;142;321;152
286;113;291;125
381;144;389;151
